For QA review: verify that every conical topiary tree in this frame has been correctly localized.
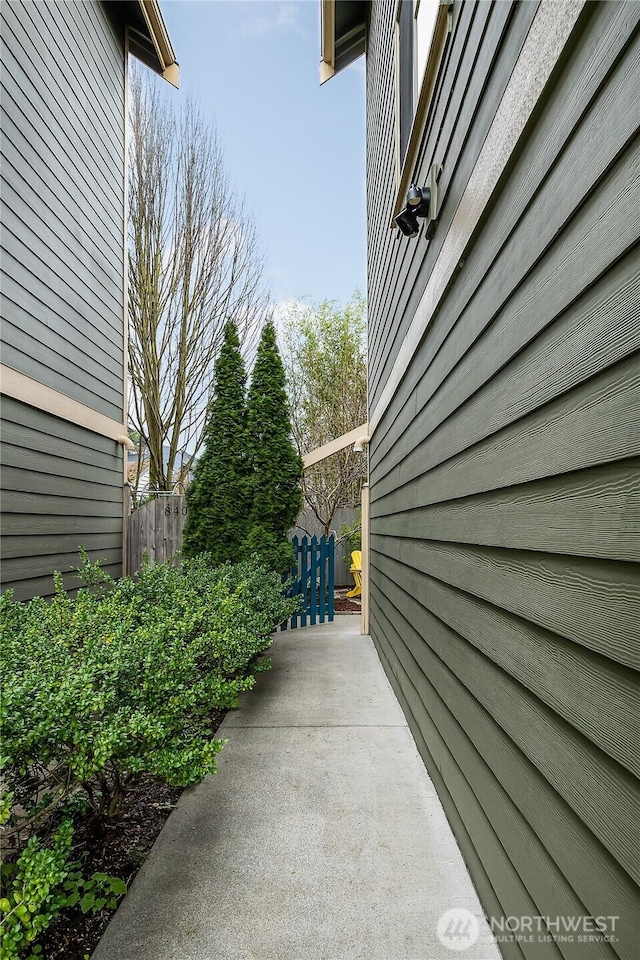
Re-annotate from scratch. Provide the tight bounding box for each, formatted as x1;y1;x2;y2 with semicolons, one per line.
183;320;249;562
243;320;303;573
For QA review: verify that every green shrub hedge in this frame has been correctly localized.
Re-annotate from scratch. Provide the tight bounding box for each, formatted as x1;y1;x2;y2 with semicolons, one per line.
0;552;297;958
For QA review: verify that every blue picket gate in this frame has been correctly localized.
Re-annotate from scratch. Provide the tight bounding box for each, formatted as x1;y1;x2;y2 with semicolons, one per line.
280;534;335;630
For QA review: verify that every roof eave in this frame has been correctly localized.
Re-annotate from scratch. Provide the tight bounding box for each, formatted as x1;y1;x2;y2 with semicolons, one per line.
132;0;180;87
320;0;336;84
320;0;366;85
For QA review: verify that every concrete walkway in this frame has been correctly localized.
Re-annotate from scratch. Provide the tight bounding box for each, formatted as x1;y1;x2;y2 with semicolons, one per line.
93;619;499;960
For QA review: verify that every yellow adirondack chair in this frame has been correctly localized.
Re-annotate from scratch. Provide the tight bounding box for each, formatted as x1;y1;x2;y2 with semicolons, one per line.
347;550;362;598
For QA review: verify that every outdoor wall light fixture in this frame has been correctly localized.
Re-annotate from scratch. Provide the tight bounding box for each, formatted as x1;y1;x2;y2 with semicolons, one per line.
394;166;441;239
407;184;431;215
394;183;431;237
394;206;420;237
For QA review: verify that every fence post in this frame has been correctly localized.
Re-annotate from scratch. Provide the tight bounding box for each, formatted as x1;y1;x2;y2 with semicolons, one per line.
328;533;335;622
122;484;131;577
361;483;370;635
300;535;309;628
309;535;318;625
291;535;299;630
318;535;327;623
280;565;288;632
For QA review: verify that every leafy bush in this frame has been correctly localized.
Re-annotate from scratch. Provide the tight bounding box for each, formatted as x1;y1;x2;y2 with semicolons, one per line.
1;552;296;836
0;820;125;960
1;551;296;957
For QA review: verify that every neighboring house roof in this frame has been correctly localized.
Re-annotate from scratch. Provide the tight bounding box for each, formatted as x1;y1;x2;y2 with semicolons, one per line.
127;444;192;494
320;0;367;83
123;0;179;87
127;444;178;470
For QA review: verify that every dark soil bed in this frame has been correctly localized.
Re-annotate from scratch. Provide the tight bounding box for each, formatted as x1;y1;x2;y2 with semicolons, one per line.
299;588;361;615
333;597;361;613
334;590;361;613
39;708;226;960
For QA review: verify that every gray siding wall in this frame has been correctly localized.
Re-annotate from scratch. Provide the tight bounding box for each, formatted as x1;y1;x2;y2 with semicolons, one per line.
1;397;124;600
1;1;126;598
366;2;640;958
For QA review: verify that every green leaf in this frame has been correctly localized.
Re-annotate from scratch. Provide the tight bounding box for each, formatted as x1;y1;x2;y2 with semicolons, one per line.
0;899;11;912
79;893;95;914
108;878;127;896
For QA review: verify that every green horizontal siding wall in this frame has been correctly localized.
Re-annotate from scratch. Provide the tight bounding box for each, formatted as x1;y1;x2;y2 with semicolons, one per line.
0;1;126;599
1;398;123;600
0;0;125;421
366;2;640;958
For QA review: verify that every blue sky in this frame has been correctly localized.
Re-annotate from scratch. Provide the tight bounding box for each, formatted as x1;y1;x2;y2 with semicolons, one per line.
159;0;367;312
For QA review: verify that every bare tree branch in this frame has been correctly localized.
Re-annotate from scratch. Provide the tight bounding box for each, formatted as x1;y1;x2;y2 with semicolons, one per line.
128;71;268;496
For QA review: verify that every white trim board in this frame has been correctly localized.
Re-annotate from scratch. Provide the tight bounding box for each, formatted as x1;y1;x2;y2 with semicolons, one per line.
1;365;129;442
369;0;585;437
303;424;369;469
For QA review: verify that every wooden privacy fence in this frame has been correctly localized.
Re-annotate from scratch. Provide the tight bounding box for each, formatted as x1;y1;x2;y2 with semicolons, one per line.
281;534;335;631
126;495;187;575
125;500;338;635
290;506;359;587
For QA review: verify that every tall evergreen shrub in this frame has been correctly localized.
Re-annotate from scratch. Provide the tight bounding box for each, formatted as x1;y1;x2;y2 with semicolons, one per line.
183;320;249;561
243;320;303;573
